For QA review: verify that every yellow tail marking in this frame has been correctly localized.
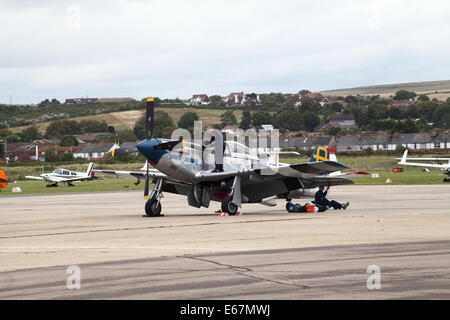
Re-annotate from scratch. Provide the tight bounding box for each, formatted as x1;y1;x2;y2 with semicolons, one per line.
313;146;329;161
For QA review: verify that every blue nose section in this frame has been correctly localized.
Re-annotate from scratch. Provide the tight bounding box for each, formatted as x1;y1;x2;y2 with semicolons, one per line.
137;138;168;164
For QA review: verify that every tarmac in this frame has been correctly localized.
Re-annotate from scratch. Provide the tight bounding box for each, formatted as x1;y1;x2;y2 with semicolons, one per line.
0;184;449;299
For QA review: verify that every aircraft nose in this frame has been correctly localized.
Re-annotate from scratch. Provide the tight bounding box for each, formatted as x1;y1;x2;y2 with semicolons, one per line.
137;139;152;157
137;139;167;164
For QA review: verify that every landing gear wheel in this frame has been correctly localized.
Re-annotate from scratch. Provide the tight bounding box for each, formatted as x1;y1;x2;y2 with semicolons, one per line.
145;198;162;217
221;197;238;216
444;178;450;183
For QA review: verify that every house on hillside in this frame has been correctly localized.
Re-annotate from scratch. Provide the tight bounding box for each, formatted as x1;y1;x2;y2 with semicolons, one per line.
288;94;302;107
316;136;337;150
322;114;358;132
3;141;62;162
188;94;210;105
319;97;331;106
388;99;415;108
243;94;261;107
306;92;322;100
336;132;450;152
279;135;336;151
223;92;262;107
335;135;360;152
226;92;245;106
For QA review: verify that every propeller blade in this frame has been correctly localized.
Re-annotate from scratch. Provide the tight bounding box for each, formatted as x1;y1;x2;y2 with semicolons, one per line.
144;160;150;199
143;98;154;199
146;98;155;139
154;139;183;151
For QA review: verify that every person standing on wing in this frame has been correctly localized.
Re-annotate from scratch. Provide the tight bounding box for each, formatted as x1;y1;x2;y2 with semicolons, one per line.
209;132;226;173
314;186;349;210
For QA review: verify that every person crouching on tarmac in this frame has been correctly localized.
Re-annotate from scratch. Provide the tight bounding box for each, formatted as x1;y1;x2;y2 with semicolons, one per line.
314;186;349;210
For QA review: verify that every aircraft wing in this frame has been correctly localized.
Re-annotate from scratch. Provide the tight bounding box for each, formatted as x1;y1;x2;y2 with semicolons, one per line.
30;175;72;183
193;169;253;182
193;161;348;182
398;150;450;169
398;162;448;169
302;176;354;188
25;176;45;181
93;169;167;180
25;175;95;183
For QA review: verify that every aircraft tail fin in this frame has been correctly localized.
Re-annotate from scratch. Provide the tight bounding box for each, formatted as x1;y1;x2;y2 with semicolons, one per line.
399;150;408;165
324;148;342;176
86;162;95;176
308;146;332;163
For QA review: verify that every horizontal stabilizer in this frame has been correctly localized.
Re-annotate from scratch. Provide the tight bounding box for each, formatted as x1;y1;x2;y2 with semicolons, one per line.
290;161;348;175
306;176;354;187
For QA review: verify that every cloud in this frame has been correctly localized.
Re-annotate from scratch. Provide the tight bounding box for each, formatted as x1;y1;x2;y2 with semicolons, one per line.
1;0;450;104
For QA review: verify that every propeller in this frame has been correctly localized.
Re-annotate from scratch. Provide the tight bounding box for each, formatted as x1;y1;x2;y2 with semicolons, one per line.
153;139;183;151
143;97;155;199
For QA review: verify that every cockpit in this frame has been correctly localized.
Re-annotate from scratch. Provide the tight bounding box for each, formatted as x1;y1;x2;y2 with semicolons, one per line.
52;169;77;176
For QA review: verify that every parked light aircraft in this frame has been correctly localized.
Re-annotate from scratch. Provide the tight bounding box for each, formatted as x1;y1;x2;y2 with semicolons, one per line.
94;98;360;217
25;163;96;186
397;150;450;182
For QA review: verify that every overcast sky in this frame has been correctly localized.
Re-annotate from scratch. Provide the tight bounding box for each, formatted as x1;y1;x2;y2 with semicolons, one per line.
1;0;450;104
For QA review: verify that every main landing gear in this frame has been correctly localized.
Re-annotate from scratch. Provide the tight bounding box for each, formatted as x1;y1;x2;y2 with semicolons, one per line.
444;178;450;183
221;197;239;216
220;176;241;216
46;183;58;187
144;178;163;217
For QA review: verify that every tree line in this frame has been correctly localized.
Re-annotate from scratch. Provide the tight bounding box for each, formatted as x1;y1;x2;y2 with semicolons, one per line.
2;90;450;145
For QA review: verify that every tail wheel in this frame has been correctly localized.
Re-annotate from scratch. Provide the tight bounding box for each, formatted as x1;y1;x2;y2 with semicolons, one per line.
145;198;162;217
221;197;238;216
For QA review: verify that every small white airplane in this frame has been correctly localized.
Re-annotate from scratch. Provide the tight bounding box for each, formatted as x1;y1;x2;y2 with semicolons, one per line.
25;163;97;187
397;150;450;182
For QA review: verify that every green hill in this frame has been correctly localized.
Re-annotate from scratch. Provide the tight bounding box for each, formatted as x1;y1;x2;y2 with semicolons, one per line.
320;79;450;100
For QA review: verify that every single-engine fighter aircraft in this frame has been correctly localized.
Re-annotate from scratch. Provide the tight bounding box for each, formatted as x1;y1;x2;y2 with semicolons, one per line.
96;98;358;217
25;163;97;187
397;150;450;182
0;170;10;191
